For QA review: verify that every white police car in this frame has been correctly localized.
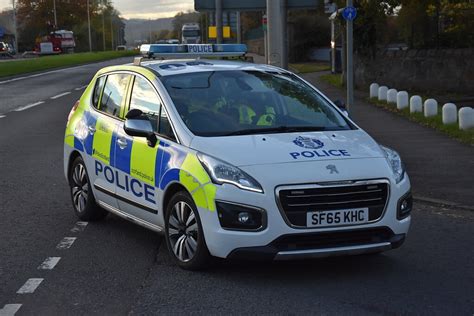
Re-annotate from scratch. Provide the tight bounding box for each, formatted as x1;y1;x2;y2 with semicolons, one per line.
64;44;411;270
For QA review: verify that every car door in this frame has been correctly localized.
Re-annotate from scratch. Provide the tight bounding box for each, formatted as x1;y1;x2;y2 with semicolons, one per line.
85;72;132;210
114;74;171;223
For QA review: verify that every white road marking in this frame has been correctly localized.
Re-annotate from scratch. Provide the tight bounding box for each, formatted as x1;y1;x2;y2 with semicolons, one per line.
0;63;101;85
16;278;43;294
0;304;22;316
14;101;44;112
74;85;88;91
56;237;76;250
37;257;61;270
71;221;88;233
0;115;5;119
50;92;71;99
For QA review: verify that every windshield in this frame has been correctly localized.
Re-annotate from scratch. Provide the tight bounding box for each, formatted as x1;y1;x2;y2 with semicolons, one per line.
160;70;353;137
182;30;200;37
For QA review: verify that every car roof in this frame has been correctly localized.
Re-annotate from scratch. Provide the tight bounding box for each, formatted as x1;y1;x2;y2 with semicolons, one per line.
140;58;288;77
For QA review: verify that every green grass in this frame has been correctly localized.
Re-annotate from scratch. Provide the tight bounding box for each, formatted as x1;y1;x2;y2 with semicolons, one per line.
318;74;474;145
290;62;330;73
369;98;474;145
0;51;137;78
320;73;344;88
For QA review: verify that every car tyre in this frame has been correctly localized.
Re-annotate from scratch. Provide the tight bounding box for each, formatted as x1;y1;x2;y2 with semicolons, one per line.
165;191;211;270
69;156;108;221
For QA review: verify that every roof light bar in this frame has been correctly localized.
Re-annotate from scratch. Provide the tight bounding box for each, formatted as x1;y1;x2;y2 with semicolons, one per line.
139;44;248;59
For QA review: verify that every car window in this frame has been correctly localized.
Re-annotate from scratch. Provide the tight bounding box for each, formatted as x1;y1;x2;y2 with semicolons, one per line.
129;76;161;132
92;76;106;109
158;108;176;141
100;73;131;118
160;70;352;137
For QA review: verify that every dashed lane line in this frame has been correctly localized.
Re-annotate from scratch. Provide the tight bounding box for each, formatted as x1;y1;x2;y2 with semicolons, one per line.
16;279;43;294
74;85;88;91
56;237;76;250
37;257;61;270
14;101;44;112
71;221;88;233
0;304;22;316
0;115;5;118
50;92;71;99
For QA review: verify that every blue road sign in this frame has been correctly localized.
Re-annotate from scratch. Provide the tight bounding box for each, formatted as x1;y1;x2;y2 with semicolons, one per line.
0;27;4;37
342;6;357;21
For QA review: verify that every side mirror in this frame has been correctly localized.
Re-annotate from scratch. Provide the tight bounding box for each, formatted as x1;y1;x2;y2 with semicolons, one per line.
124;110;157;147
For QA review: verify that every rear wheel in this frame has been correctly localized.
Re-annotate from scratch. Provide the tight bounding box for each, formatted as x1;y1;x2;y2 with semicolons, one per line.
165;191;210;270
69;156;108;221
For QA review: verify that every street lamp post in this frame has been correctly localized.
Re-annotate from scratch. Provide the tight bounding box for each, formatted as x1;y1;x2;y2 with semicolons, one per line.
346;0;354;115
53;0;57;28
102;1;106;51
87;0;92;52
12;0;18;52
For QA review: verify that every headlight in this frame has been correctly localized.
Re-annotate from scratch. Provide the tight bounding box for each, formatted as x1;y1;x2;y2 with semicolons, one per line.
380;145;405;184
197;153;264;193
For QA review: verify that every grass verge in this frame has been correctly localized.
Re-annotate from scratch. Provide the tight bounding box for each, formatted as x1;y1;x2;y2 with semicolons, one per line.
320;73;344;88
368;98;474;145
290;62;330;73
318;74;474;145
0;51;137;78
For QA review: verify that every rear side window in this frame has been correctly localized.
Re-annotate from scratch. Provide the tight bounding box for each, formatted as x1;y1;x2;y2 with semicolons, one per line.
92;76;106;109
100;73;131;118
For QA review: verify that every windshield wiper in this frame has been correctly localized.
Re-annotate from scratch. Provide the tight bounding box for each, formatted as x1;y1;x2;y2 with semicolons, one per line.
224;125;326;136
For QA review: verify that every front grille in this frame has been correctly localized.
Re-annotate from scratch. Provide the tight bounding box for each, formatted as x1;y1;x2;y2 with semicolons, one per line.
278;181;389;227
271;227;394;251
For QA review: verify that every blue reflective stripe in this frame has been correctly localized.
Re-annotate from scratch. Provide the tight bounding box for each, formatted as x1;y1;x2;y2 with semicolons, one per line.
83;111;96;155
160;169;180;190
114;136;132;174
74;137;84;152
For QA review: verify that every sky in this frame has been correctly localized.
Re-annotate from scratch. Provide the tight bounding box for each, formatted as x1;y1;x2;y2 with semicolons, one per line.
0;0;195;19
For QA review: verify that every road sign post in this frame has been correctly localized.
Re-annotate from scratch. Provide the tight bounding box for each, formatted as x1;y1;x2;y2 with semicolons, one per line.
343;1;356;115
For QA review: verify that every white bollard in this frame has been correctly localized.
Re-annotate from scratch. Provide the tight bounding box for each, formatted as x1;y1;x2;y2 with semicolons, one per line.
424;99;438;117
378;86;388;101
442;103;457;124
410;95;423;113
459;107;474;130
370;83;379;99
397;91;409;110
387;89;398;104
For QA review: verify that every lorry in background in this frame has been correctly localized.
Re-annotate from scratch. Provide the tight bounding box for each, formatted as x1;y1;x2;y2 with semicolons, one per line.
181;23;201;44
35;30;76;55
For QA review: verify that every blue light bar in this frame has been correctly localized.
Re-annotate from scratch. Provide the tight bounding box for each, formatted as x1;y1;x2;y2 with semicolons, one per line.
140;44;248;59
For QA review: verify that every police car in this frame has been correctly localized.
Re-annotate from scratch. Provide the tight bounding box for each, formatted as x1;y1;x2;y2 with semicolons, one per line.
64;44;412;270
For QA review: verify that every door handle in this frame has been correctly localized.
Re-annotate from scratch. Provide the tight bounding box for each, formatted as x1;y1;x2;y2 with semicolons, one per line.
87;125;96;134
117;138;128;149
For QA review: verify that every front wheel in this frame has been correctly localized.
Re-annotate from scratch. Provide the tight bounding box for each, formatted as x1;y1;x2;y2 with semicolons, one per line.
69;156;108;221
164;191;211;270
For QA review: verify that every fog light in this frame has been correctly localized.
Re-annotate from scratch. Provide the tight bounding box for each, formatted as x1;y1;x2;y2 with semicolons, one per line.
397;192;413;220
216;201;266;231
238;212;250;224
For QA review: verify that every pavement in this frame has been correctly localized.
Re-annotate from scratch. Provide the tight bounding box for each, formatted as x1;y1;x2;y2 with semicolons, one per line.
0;57;473;315
301;71;474;208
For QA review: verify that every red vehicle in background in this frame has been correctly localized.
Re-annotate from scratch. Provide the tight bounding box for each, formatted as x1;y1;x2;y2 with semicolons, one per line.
35;30;75;55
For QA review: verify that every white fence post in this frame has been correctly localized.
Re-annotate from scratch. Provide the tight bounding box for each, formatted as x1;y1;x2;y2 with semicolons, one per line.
370;83;379;99
397;91;409;110
378;86;388;102
459;107;474;130
410;95;422;113
387;89;398;104
424;99;438;117
442;103;457;124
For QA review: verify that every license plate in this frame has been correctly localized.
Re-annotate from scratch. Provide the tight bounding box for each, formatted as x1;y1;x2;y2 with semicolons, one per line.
187;44;213;54
306;208;369;227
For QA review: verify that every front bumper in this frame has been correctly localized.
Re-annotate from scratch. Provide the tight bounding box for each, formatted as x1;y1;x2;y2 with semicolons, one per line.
227;227;405;261
197;167;411;259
